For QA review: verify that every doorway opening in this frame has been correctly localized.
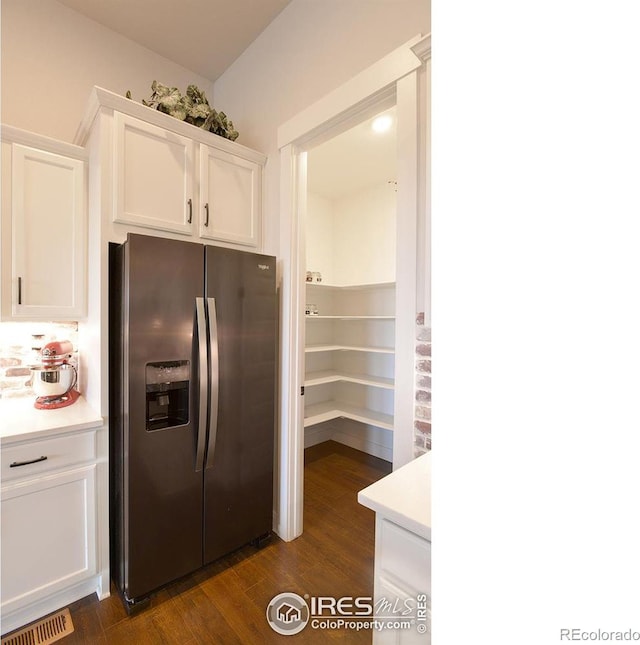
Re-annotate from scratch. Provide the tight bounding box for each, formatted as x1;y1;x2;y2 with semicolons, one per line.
302;106;398;467
275;34;427;542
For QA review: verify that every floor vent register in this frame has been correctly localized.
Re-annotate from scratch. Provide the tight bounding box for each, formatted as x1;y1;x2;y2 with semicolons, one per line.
1;608;74;645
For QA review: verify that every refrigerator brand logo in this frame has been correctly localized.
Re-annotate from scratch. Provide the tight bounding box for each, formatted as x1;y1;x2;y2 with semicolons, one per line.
258;263;270;271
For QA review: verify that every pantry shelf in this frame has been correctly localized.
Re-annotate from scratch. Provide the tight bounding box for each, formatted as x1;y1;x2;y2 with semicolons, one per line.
305;281;396;291
305;344;395;354
304;401;394;431
305;370;395;389
305;315;395;320
303;275;396;459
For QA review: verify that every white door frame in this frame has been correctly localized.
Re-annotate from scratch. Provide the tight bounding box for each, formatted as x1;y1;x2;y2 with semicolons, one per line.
276;34;430;541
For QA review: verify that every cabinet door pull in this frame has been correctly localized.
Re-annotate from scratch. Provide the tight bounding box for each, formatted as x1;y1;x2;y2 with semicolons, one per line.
187;198;193;223
10;455;48;468
18;277;22;305
204;203;210;227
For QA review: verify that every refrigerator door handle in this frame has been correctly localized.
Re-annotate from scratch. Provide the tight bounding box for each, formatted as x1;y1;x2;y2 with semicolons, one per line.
195;297;208;472
205;297;219;469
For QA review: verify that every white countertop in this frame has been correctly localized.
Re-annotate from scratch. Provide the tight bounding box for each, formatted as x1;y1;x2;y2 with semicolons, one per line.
0;395;103;444
358;452;431;541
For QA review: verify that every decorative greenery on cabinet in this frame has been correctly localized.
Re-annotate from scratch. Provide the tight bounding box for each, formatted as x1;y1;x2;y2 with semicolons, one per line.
126;81;239;141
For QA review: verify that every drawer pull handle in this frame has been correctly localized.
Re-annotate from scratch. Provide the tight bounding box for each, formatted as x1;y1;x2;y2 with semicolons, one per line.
10;455;48;468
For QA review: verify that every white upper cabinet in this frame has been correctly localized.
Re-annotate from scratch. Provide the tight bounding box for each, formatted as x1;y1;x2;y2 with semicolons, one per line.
76;87;266;250
1;130;87;320
114;112;196;236
199;145;260;247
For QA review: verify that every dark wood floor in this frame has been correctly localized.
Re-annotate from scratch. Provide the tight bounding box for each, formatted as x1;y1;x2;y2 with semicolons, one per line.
28;441;391;644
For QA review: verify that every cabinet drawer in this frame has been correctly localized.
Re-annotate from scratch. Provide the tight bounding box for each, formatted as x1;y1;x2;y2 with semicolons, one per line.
1;430;96;482
377;517;430;595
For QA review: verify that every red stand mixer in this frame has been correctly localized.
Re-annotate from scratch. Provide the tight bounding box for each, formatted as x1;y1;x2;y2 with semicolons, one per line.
31;340;80;409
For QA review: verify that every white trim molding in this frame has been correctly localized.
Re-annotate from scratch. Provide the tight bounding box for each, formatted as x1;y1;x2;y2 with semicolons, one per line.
411;34;431;63
394;70;419;469
1;124;88;160
274;145;306;541
276;34;428;540
277;34;425;150
74;86;266;165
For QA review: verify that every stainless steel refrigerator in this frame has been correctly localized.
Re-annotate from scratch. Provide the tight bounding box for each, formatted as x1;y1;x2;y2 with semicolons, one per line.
109;233;276;608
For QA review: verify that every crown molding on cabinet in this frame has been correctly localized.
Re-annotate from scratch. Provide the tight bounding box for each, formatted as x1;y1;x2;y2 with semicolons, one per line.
73;86;266;165
1;124;88;160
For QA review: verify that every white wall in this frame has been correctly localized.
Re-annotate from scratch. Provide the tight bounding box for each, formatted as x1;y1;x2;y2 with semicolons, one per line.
306;182;396;286
305;192;335;285
334;182;396;285
213;0;430;257
0;0;215;143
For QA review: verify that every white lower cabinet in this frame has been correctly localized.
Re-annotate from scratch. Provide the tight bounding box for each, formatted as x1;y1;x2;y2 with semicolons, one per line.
0;428;101;636
373;513;431;645
1;466;96;612
372;518;430;645
358;454;431;644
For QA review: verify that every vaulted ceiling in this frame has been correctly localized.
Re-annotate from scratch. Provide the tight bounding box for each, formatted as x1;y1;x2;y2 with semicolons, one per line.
56;0;293;82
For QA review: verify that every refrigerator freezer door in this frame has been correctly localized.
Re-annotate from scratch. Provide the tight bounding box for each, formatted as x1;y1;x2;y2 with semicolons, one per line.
121;234;205;600
203;246;276;563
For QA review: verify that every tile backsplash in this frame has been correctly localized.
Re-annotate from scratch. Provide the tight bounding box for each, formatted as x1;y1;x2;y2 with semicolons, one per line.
0;322;79;399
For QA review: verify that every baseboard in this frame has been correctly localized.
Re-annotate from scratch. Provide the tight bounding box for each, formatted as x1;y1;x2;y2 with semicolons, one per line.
304;423;335;448
332;428;393;463
304;440;392;473
304;419;393;462
1;576;101;636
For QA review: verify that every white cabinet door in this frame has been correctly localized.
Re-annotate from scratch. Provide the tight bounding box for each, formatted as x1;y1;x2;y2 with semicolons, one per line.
373;517;431;644
6;144;86;319
374;577;430;645
199;144;260;247
0;465;97;616
114;112;196;235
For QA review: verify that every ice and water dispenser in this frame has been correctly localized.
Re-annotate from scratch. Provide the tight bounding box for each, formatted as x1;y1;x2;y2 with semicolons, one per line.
145;361;190;430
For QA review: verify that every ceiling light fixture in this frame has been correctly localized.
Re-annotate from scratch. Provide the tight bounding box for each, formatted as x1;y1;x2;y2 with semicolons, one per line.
371;115;393;133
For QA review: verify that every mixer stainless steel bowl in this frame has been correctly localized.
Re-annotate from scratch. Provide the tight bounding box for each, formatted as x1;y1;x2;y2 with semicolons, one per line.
31;364;77;398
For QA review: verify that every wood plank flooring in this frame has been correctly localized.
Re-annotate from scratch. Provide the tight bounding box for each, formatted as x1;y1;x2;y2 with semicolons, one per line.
13;441;391;644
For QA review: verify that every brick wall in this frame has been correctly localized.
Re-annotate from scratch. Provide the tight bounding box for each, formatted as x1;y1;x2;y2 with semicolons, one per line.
0;322;79;399
414;312;431;456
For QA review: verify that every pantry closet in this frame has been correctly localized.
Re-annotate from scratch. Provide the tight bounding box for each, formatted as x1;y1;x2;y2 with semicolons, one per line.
303;108;397;463
276;34;426;540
